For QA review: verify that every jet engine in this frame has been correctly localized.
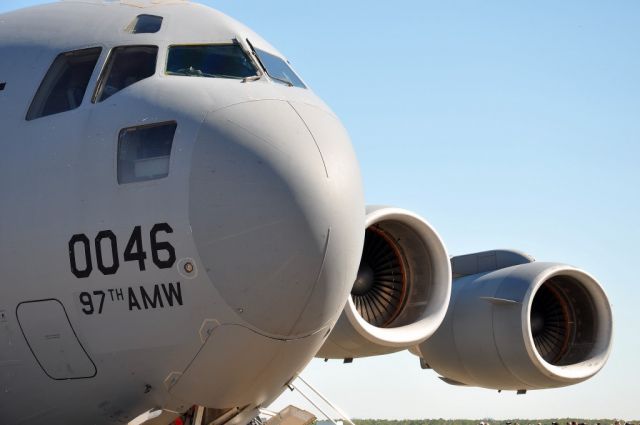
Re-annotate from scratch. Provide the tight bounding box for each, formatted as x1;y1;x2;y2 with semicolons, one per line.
316;206;452;359
417;250;613;391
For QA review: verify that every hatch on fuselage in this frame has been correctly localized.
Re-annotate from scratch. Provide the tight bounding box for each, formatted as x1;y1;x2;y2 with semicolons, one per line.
16;299;96;380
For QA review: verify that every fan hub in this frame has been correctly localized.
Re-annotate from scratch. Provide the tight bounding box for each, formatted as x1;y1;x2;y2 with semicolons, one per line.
530;312;545;337
352;263;375;296
530;281;572;364
350;227;407;327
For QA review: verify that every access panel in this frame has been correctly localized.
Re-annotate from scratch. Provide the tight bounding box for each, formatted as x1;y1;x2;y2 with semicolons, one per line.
17;299;96;380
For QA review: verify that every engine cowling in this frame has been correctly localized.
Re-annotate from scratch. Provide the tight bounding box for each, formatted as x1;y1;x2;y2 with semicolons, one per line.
417;250;613;390
316;206;452;359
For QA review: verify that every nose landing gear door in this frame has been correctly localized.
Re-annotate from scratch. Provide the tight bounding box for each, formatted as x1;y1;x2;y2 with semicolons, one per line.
16;299;96;380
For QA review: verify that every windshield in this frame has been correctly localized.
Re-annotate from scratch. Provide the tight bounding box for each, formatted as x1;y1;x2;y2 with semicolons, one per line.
166;44;257;79
253;47;306;89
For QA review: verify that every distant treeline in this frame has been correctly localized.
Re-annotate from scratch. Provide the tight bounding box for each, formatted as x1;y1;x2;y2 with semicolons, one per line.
351;419;639;425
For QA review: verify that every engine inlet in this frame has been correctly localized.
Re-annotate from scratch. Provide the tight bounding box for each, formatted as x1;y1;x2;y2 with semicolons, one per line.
530;276;598;366
351;227;407;327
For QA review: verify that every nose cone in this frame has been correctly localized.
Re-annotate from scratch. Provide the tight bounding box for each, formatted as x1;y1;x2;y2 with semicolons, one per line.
189;100;364;339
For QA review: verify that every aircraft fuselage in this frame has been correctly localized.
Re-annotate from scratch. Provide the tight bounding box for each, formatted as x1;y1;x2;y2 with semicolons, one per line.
0;2;365;423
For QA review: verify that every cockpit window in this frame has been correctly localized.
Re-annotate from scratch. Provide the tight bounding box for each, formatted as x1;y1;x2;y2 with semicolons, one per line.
252;46;306;89
26;47;102;120
94;45;158;102
166;44;257;79
126;14;163;34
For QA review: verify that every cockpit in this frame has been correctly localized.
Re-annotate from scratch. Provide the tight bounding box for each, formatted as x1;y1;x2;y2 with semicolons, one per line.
25;11;307;121
20;10;310;189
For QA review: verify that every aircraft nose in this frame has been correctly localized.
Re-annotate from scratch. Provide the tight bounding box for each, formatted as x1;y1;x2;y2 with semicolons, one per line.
188;100;364;339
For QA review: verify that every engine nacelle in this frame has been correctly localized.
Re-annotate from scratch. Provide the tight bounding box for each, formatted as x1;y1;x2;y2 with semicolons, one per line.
418;250;613;391
317;206;451;359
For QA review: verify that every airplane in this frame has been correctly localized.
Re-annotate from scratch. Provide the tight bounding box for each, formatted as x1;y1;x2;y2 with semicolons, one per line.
0;1;613;424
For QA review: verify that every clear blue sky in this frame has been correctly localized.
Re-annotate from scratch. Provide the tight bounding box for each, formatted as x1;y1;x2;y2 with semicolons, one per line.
2;0;639;420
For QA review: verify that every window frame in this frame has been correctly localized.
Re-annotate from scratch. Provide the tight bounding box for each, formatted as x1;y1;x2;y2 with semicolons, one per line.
164;41;259;81
246;39;306;89
125;14;164;34
92;44;159;104
116;120;178;185
26;46;103;121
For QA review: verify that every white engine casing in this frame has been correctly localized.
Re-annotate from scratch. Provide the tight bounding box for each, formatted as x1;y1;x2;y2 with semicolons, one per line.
418;254;613;390
317;206;451;359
